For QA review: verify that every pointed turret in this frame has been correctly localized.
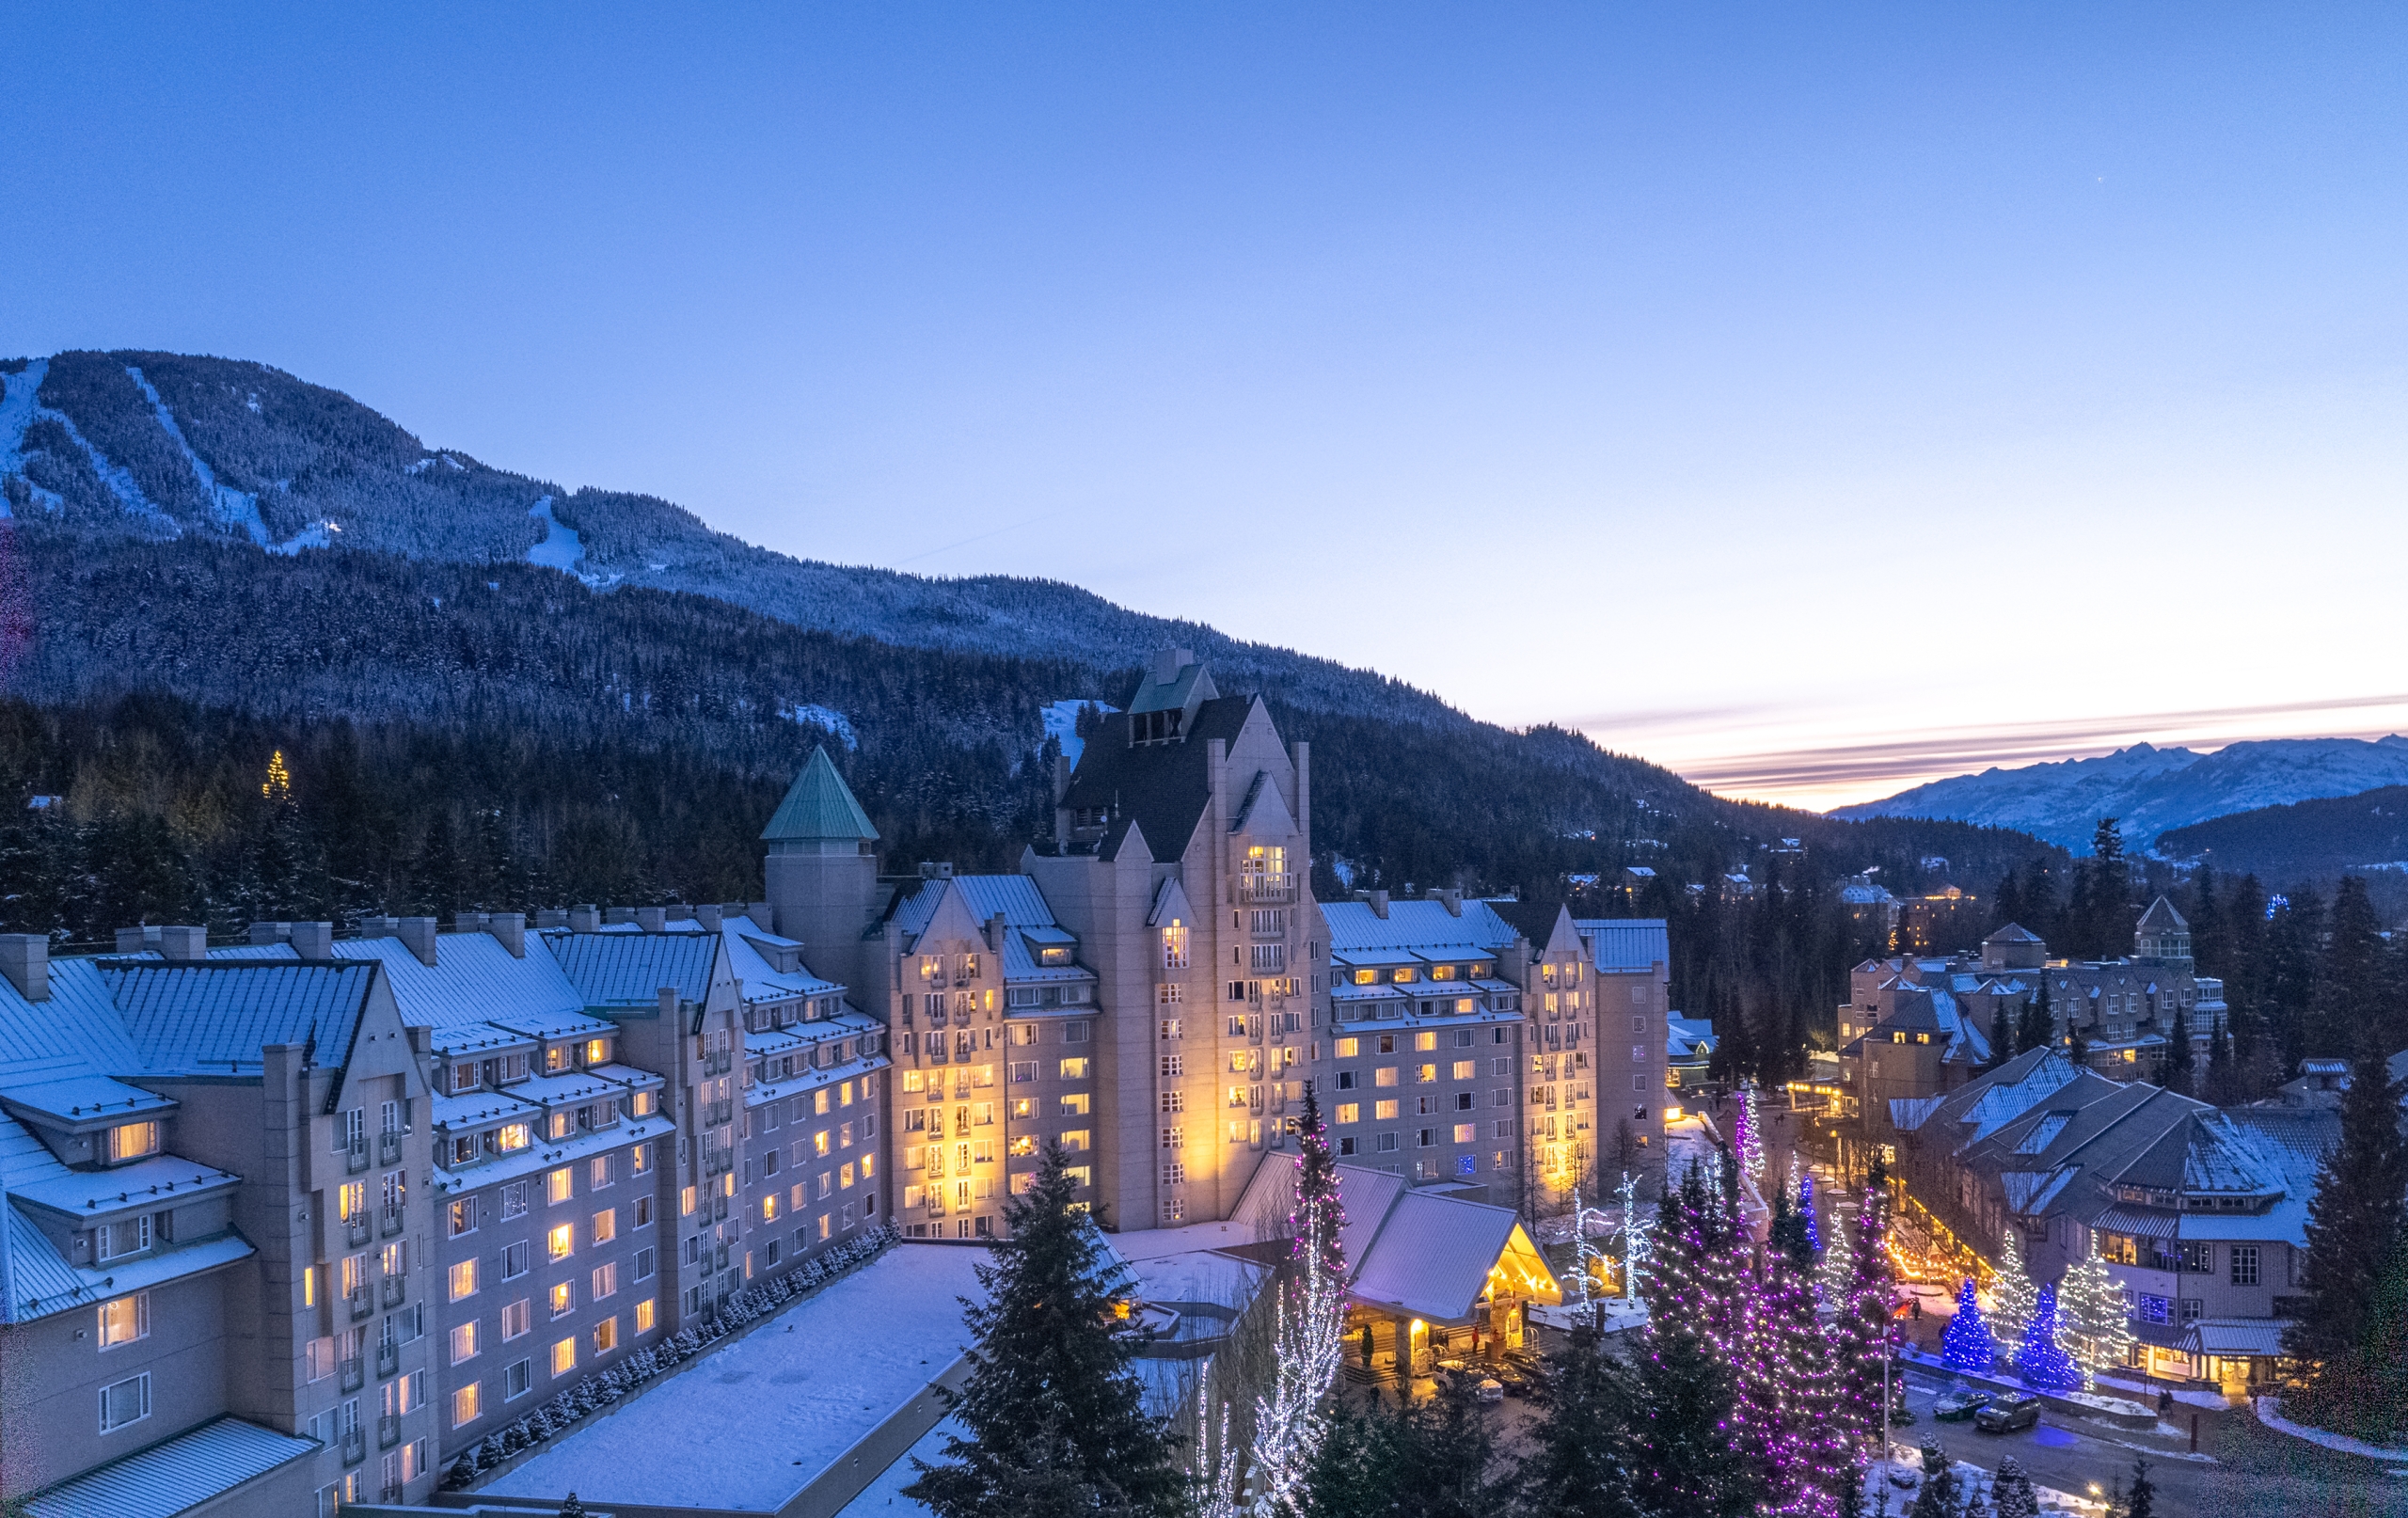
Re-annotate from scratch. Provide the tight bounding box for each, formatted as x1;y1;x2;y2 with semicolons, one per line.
762;746;879;846
762;747;880;995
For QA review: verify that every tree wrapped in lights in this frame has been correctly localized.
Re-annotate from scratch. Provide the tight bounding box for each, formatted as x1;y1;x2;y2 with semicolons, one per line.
1941;1278;1999;1375
2013;1284;2081;1392
1830;1158;1901;1451
1751;1238;1851;1515
1629;1161;1761;1517
1798;1170;1821;1255
1198;1083;1351;1518
2056;1246;2133;1391
1988;1228;2037;1356
1733;1083;1766;1182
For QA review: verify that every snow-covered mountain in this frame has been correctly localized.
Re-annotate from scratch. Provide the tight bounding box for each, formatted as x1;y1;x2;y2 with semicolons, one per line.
1832;736;2408;852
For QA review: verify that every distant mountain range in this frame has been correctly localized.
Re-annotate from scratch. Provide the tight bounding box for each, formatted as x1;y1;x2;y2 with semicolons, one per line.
0;348;2058;898
1833;736;2408;853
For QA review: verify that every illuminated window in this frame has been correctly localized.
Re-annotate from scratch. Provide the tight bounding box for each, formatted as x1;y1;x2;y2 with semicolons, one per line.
1375;1067;1399;1088
1060;1130;1090;1152
450;1321;478;1365
550;1280;575;1318
97;1291;148;1348
497;1123;531;1153
1060;1093;1090;1115
550;1337;577;1376
1375;1100;1400;1120
1452;1061;1476;1080
449;1259;478;1302
107;1122;160;1162
1417;1064;1436;1083
1059;1058;1090;1080
452;1381;482;1427
1163;920;1191;970
636;1297;656;1334
1336;1103;1360;1124
814;1131;831;1158
1352;969;1375;985
1414;1032;1438;1052
841;1162;857;1189
547;1168;573;1205
546;1046;570;1074
1392;967;1418;985
584;1039;609;1067
547;1224;574;1261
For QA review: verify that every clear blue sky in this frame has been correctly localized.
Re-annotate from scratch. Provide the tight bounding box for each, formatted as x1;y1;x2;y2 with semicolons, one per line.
8;4;2405;806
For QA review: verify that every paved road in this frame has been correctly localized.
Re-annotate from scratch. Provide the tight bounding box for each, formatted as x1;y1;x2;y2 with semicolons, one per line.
1894;1363;2408;1517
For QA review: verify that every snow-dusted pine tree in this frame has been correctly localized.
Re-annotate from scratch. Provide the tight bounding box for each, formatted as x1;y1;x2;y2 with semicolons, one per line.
1941;1279;1999;1375
2056;1247;2134;1391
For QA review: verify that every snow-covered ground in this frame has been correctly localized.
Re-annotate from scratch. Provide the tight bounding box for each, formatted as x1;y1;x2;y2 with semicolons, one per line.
483;1244;988;1512
2254;1397;2408;1463
125;365;270;546
834;1415;960;1518
524;495;580;570
1042;699;1117;767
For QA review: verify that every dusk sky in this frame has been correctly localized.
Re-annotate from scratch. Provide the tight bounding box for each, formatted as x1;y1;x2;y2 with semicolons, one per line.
9;5;2403;811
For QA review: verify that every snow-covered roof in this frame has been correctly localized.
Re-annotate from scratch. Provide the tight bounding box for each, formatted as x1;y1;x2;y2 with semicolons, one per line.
1574;919;1670;974
1323;898;1518;957
483;1244;988;1513
18;1415;317;1518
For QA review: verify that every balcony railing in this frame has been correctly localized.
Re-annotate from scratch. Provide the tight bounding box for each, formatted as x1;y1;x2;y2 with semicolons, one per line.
346;1289;373;1321
710;1194;728;1222
341;1430;365;1465
380;1204;405;1239
345;1139;370;1175
376;1339;399;1378
346;1215;372;1248
703;1051;732;1076
339;1356;365;1393
1240;875;1294;904
378;1413;401;1449
380;1274;406;1308
705;1099;733;1127
378;1131;403;1164
382;1484;406;1505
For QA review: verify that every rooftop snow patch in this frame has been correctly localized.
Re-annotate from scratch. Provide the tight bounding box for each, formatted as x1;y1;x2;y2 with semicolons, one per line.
484;1243;988;1513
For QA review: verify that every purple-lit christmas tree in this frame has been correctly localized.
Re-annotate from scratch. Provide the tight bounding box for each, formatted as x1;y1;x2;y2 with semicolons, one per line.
1941;1278;1999;1375
2014;1284;2081;1392
1291;1081;1347;1280
1830;1156;1901;1452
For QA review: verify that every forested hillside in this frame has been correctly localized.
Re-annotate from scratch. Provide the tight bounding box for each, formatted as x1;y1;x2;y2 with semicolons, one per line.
2157;786;2408;886
0;528;2054;962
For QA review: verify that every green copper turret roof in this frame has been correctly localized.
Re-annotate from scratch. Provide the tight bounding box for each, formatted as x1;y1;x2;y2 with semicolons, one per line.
761;747;879;843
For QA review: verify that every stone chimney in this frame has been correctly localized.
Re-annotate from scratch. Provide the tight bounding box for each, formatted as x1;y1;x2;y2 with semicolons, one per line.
0;934;49;1002
248;921;292;946
657;987;678;1020
567;906;600;933
984;913;1007;953
291;922;334;960
397;917;438;968
636;907;667;933
695;904;724;933
487;912;526;958
533;909;569;930
1368;890;1390;920
747;901;773;930
159;925;207;961
1437;888;1463;917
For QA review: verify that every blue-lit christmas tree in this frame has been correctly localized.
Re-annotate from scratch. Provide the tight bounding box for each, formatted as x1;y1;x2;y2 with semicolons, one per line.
2013;1283;2081;1392
1941;1277;1999;1374
1798;1171;1821;1254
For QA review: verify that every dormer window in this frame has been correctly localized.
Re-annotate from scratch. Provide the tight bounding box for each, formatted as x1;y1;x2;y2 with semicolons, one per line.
546;1046;571;1074
1352;969;1375;986
1391;968;1418;985
1039;946;1072;966
1430;965;1456;982
1133;709;1184;744
106;1121;161;1163
95;1215;152;1262
1163;921;1190;971
583;1039;610;1067
451;1062;480;1094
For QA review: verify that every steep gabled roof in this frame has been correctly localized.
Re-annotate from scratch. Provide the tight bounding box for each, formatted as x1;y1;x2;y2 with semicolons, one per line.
546;931;721;1013
99;962;381;1075
1058;694;1258;862
1575;918;1670;973
761;747;879;844
2136;896;2188;933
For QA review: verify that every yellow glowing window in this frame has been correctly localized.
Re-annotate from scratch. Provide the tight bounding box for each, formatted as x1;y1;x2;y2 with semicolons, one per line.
841;1081;855;1107
1392;968;1418;984
497;1123;531;1152
1414;1032;1437;1052
1011;1099;1036;1120
1337;1103;1360;1124
840;1162;857;1190
1336;1037;1360;1057
1352;969;1375;985
452;1382;481;1427
551;1337;577;1376
814;1131;831;1157
680;1184;697;1217
546;1046;570;1073
1059;1058;1089;1080
547;1224;574;1261
1417;1064;1437;1083
550;1280;574;1316
339;1181;366;1221
449;1260;478;1302
1375;1100;1400;1120
762;1194;779;1222
1452;1061;1476;1080
107;1121;161;1162
584;1039;609;1067
1060;1093;1090;1115
635;1298;656;1334
547;1168;573;1205
97;1292;148;1348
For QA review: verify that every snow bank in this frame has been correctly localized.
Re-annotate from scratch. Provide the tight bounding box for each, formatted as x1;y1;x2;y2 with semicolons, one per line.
2255;1397;2408;1462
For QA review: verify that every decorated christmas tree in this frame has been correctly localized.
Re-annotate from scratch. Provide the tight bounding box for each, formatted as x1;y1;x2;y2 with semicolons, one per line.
1291;1081;1348;1280
2056;1245;2133;1392
1830;1158;1901;1452
1941;1278;2000;1375
2013;1284;2081;1392
1734;1083;1766;1181
1798;1170;1821;1254
1989;1228;2037;1355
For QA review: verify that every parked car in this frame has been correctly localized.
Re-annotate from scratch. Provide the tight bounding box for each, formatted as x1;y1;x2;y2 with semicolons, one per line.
1974;1393;2041;1433
1932;1388;1989;1422
1490;1365;1530;1399
1475;1378;1505;1405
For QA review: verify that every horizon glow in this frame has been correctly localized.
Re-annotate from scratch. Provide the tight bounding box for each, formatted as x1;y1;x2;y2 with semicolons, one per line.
7;6;2403;814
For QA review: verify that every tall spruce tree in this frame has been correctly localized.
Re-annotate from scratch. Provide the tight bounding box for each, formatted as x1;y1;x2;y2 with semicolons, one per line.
1628;1162;1756;1518
2286;1048;2408;1425
1293;1081;1348;1279
1830;1156;1900;1454
2164;1005;2192;1092
906;1143;1187;1518
1988;1001;2015;1067
1515;1318;1643;1518
2018;982;2053;1061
